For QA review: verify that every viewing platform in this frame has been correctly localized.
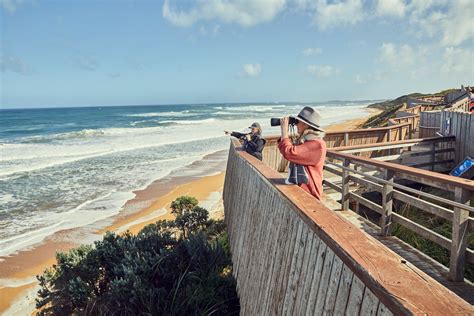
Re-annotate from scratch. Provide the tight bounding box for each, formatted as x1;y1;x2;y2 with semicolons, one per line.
223;107;473;314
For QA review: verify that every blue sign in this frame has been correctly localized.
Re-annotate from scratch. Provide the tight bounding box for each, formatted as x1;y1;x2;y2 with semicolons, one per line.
450;157;474;177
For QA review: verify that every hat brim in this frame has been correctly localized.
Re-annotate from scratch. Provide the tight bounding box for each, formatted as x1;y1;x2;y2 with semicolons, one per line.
290;115;325;132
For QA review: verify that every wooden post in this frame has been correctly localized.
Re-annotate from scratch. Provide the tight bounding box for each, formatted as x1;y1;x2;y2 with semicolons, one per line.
408;122;412;139
380;170;394;236
398;126;403;140
341;158;350;211
387;129;393;156
354;200;360;214
344;132;349;146
449;188;470;282
430;142;436;171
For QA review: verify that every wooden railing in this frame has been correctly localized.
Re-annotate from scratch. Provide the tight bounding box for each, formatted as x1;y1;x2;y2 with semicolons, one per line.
263;123;412;172
224;139;473;314
446;95;471;112
324;149;474;282
388;115;419;134
329;136;455;171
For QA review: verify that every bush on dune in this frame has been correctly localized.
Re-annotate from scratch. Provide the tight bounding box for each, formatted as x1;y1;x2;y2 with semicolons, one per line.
36;196;239;316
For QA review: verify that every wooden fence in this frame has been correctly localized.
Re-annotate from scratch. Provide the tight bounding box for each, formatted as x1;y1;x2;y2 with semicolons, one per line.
223;139;473;314
419;111;442;138
323;148;474;282
420;111;474;164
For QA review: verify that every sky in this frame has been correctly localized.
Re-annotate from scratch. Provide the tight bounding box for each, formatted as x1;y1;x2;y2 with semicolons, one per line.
0;0;473;109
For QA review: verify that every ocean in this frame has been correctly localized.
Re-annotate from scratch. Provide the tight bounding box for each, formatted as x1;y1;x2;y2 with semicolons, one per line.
0;101;371;256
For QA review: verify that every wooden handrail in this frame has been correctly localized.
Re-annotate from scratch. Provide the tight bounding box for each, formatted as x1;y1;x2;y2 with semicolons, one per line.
330;136;454;152
263;122;412;142
326;150;474;191
390;114;420;120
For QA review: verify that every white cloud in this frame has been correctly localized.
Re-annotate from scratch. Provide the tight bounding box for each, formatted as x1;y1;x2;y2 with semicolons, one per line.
162;0;286;27
441;47;474;74
302;47;322;56
242;63;261;77
0;0;25;14
378;42;423;70
408;0;472;46
439;0;473;46
312;0;364;30
376;0;406;17
0;55;32;75
307;64;339;77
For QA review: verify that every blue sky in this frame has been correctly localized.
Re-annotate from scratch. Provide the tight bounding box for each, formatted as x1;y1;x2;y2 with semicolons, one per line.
1;0;473;108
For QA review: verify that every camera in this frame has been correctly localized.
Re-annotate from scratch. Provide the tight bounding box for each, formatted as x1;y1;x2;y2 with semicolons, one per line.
270;117;298;127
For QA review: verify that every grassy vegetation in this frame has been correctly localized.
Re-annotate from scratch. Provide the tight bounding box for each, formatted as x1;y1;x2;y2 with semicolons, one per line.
361;88;456;128
360;186;474;282
391;199;474;282
36;196;239;315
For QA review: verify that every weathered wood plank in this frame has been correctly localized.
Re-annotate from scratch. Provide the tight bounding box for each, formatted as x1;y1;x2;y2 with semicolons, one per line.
450;187;471;281
349;192;383;214
392;190;454;221
282;220;307;315
392;213;452;249
333;264;354;315
359;288;380;316
305;242;328;315
381;170;394;236
376;303;394;316
345;276;366;316
314;248;336;312
323;256;344;314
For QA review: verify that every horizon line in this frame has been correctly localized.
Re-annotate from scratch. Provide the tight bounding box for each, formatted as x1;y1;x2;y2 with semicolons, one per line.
0;98;387;110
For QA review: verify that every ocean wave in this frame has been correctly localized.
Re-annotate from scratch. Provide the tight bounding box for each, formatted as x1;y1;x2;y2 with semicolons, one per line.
124;111;192;118
158;118;217;125
20;129;107;143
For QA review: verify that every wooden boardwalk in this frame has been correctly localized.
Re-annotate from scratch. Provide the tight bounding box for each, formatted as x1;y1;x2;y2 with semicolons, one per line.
322;192;474;305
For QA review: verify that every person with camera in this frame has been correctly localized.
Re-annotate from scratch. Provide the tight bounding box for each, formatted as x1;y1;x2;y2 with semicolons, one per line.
275;107;326;200
225;122;266;161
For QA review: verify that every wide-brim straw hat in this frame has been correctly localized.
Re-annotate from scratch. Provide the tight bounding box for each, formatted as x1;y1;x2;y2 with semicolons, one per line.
290;106;325;132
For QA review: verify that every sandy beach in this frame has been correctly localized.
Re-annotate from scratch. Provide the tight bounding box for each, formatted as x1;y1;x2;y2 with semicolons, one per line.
0;110;375;315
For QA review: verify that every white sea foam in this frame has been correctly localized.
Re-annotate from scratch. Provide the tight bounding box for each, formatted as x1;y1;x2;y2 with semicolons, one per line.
159;118;217;125
124;111;192;117
0;103;371;259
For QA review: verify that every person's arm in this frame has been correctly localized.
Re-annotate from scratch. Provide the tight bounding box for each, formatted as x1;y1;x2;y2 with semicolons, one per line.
280;117;290;139
230;131;244;138
246;137;265;152
278;138;322;165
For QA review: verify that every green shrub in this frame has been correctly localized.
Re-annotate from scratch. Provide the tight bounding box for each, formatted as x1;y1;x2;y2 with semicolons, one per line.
36;196;239;315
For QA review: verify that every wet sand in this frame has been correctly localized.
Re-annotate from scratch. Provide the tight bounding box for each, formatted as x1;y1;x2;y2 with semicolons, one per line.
324;108;382;132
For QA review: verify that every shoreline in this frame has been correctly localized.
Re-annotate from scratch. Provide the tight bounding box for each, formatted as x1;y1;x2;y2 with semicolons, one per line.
0;109;374;314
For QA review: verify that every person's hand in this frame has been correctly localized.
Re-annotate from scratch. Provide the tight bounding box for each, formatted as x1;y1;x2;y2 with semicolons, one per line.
280;117;290;139
245;134;251;141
